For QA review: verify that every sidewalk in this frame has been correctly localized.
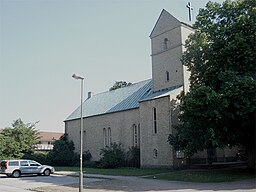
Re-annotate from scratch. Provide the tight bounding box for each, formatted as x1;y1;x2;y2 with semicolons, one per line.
54;171;118;179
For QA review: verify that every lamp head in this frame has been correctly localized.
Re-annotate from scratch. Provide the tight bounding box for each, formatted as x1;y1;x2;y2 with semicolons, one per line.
72;74;84;80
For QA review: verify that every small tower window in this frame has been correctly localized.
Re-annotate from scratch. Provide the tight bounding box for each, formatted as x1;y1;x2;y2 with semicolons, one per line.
153;149;158;158
163;38;169;50
166;71;170;81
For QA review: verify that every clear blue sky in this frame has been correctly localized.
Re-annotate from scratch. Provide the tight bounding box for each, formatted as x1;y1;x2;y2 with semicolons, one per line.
0;0;224;132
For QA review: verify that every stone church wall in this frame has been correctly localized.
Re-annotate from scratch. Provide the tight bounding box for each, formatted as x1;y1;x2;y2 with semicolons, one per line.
65;108;140;161
151;26;184;92
180;24;194;93
140;96;174;168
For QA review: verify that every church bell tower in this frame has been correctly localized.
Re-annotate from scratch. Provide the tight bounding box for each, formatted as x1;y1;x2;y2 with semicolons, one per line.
150;9;193;93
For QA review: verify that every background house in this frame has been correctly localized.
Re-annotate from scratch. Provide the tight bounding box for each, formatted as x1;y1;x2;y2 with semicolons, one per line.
35;132;63;151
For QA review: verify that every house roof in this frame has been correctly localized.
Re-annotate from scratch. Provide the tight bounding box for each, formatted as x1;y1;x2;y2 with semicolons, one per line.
38;132;63;141
65;79;153;121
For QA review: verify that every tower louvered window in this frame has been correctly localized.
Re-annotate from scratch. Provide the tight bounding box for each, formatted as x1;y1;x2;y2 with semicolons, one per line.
163;38;169;50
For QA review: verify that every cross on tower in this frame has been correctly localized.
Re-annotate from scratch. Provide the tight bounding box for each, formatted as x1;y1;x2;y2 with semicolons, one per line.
186;2;193;22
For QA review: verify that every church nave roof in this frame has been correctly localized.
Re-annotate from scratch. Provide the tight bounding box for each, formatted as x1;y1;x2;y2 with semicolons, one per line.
65;79;152;121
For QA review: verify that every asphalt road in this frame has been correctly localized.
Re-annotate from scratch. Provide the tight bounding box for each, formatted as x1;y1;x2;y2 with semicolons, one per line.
0;174;101;192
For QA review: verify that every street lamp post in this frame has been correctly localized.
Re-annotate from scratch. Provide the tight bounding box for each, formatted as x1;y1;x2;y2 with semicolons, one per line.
72;73;84;192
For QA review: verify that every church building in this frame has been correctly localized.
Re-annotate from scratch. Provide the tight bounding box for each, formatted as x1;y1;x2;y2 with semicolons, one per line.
65;9;237;168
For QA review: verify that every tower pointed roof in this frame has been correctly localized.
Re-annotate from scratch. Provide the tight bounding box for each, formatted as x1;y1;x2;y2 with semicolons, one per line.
150;9;182;38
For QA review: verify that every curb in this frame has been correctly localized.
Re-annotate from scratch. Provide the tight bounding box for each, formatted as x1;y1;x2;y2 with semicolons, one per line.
53;172;114;180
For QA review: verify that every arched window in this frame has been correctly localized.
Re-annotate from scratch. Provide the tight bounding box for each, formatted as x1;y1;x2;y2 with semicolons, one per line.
166;71;170;81
107;127;112;146
163;38;169;50
133;124;138;146
153;107;157;134
103;128;107;148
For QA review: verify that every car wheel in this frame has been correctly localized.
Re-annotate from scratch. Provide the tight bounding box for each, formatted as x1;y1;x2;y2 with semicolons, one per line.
43;169;51;176
12;170;21;178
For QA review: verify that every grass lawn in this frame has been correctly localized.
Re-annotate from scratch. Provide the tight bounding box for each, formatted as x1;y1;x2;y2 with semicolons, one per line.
144;168;256;182
55;166;255;182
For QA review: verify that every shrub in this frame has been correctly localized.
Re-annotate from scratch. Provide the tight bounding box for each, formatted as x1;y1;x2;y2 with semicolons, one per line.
126;146;140;168
83;150;92;161
99;143;125;168
79;150;93;167
23;151;49;164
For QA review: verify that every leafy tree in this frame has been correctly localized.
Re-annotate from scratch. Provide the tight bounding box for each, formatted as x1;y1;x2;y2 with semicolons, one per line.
47;134;79;166
0;119;39;159
168;0;256;169
109;81;132;91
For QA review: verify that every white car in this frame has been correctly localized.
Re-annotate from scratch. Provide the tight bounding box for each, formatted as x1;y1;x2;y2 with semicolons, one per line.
0;159;55;178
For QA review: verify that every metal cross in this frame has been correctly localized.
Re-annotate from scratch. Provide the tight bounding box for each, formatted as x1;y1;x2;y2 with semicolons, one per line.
186;2;193;22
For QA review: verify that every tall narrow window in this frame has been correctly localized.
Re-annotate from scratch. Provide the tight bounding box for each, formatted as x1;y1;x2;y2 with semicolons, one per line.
103;128;107;148
107;127;112;146
166;71;170;81
163;38;169;50
153;107;157;134
133;124;138;146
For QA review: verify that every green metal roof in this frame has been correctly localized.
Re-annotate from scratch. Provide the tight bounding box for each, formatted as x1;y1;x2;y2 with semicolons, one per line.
65;79;152;121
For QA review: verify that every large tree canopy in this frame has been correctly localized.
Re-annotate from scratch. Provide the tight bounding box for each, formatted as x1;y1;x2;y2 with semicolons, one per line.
0;119;39;159
168;0;256;168
109;81;132;91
